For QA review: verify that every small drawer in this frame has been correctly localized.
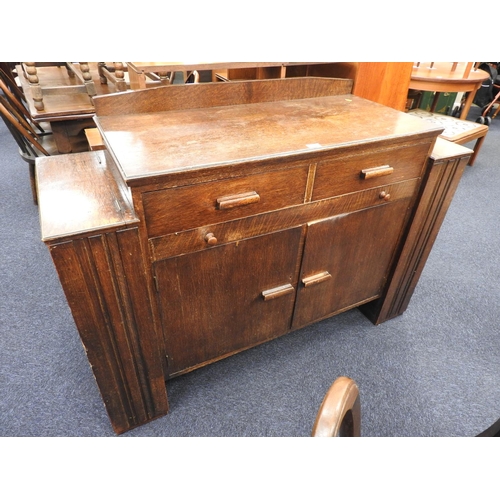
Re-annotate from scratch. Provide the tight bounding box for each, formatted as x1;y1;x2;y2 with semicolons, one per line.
312;141;431;201
142;164;310;238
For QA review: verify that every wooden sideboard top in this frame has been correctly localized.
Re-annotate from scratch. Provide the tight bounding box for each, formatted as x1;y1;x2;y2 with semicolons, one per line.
37;150;138;242
95;92;443;186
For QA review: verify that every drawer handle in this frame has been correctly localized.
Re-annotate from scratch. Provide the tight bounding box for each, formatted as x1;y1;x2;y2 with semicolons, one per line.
204;233;218;245
360;165;394;180
262;283;295;301
216;191;260;210
302;271;332;288
379;191;391;201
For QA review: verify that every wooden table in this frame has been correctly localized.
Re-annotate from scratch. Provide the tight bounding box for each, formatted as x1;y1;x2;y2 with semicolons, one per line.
16;63;115;153
409;62;490;119
36;77;472;434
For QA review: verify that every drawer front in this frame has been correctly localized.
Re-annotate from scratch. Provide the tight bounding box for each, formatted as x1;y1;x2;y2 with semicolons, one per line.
149;177;421;262
312;141;431;201
142;164;310;238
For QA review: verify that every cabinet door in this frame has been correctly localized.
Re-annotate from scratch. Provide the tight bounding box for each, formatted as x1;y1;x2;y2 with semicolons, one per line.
155;227;303;377
292;200;410;330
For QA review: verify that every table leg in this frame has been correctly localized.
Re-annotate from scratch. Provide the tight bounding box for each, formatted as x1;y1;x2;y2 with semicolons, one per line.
50;121;73;153
50;118;96;153
128;67;146;90
460;88;477;120
430;92;441;113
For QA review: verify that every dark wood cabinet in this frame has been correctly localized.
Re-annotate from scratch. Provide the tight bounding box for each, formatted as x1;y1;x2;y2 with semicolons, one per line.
36;78;472;433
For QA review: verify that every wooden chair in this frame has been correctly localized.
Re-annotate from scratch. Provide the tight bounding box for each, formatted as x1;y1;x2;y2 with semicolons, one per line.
477;418;500;437
0;66;26;106
0;94;89;203
0;67;49;136
311;376;500;437
407;109;488;166
312;377;361;437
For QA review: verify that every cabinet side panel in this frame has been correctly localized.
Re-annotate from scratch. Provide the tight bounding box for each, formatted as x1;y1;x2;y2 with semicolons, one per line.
48;228;168;434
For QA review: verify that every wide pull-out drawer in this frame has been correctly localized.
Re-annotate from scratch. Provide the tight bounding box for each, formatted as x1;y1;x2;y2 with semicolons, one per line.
312;141;431;201
149;177;421;262
142;163;310;238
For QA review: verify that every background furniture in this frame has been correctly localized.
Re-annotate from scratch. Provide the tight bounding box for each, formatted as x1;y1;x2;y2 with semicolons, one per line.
36;78;473;434
125;62;413;111
84;128;105;150
125;62;284;88
97;62;128;92
21;62;97;111
407;109;488;166
15;63;113;153
409;62;490;120
307;62;414;111
0;88;89;203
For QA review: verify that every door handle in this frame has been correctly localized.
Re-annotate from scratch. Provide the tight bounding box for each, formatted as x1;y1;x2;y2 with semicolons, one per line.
262;283;295;301
302;271;332;288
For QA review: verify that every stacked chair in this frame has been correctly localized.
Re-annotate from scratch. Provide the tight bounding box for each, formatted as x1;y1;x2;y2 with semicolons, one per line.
0;67;89;203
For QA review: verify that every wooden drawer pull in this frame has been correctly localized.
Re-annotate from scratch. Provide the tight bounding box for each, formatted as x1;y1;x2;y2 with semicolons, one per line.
204;233;218;245
360;165;394;179
262;283;295;301
216;191;260;210
302;271;332;288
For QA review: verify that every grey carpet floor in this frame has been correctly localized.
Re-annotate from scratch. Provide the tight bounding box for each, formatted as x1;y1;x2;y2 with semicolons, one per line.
1;104;499;437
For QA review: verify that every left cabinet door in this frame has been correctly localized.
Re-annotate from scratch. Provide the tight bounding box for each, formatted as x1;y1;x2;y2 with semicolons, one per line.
154;226;304;377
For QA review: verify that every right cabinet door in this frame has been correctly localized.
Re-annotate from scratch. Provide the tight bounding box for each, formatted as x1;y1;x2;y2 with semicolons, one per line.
292;200;411;330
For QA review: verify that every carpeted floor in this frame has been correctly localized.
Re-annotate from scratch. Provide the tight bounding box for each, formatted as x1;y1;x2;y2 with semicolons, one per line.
1;103;499;437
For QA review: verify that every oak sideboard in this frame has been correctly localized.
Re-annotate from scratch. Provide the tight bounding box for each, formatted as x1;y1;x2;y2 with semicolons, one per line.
36;78;472;433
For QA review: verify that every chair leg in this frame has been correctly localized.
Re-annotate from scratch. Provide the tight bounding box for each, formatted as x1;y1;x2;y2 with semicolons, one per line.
29;161;38;204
